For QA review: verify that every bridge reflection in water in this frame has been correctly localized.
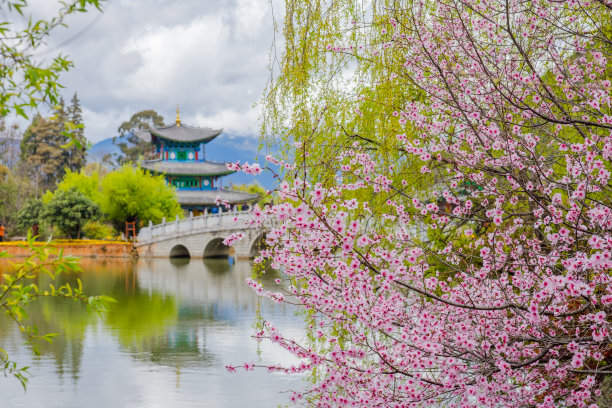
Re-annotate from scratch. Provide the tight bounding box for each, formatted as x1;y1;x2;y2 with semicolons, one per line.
0;258;303;408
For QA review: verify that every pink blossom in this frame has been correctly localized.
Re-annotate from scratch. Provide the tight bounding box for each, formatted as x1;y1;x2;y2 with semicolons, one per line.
239;1;612;406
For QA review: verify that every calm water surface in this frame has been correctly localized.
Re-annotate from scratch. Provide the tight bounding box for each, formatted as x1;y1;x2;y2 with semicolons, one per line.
0;258;305;407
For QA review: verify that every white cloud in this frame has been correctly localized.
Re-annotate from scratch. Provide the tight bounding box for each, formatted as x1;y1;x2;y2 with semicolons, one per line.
235;0;270;40
118;16;225;101
81;106;133;146
27;0;276;143
193;106;261;136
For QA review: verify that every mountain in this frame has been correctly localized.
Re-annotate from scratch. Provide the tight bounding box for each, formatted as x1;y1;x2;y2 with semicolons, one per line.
206;133;277;189
87;133;277;190
87;136;122;163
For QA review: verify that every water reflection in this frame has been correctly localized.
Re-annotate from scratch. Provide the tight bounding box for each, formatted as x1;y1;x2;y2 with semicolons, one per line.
0;258;303;407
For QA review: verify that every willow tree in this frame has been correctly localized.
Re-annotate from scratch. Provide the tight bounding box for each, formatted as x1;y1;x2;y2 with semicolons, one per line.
262;1;432;201
233;0;612;406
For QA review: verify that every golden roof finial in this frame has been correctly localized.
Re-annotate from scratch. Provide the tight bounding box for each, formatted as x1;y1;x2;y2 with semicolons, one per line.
176;104;181;127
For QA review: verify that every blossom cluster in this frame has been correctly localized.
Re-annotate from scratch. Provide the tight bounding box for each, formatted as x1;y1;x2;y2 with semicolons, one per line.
226;161;262;175
228;0;612;406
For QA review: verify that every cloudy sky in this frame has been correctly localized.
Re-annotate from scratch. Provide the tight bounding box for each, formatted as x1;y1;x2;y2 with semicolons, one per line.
31;0;280;143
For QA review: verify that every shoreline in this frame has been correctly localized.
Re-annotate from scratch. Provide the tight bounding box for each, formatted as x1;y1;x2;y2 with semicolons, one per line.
0;240;135;259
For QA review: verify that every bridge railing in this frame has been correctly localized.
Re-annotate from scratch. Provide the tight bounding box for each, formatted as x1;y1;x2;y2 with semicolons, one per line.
137;208;253;244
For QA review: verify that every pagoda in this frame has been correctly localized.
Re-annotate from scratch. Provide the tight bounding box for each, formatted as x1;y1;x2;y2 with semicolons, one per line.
138;107;258;214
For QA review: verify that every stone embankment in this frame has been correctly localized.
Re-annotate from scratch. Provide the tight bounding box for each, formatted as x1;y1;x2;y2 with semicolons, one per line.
0;240;135;258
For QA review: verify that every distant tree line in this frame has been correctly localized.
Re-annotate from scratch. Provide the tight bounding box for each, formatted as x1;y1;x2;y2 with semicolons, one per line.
20;93;87;193
0;101;182;239
112;109;164;165
0;93;86;235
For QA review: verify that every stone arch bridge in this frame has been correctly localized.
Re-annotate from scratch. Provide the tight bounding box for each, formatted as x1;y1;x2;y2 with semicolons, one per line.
136;210;263;259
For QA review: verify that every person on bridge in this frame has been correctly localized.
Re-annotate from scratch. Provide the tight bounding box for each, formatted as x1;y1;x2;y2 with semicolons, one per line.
0;223;5;242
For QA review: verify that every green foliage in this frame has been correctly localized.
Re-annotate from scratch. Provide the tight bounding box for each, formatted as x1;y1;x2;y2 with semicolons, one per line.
20;97;88;192
100;165;182;230
64;92;87;168
39;165;182;234
113;110;165;165
0;166;13;219
16;198;43;234
0;0;108;389
0;164;35;235
42;168;102;205
82;162;109;178
81;221;115;240
262;1;431;216
0;261;123;382
42;188;101;239
0;1;104;120
0;235;113;388
231;182;270;205
20;114;62;191
117;109;165;136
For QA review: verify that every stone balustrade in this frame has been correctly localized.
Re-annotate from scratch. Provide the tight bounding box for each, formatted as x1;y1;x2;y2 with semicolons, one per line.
137;208;254;245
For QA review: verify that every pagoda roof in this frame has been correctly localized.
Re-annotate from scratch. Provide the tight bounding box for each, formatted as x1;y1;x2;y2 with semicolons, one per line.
177;189;259;205
136;124;222;144
141;160;234;176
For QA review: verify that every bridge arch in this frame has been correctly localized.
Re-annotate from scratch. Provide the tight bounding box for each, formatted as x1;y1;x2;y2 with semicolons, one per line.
203;238;231;259
136;210;264;259
170;244;191;258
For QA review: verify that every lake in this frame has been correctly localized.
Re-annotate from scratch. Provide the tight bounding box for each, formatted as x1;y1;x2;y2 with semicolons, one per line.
0;258;305;407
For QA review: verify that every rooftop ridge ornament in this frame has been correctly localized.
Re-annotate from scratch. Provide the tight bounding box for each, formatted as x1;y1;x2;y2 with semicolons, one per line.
176;104;181;127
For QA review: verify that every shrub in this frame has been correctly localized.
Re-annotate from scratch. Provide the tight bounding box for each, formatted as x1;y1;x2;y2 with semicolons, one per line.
42;188;101;239
81;221;115;240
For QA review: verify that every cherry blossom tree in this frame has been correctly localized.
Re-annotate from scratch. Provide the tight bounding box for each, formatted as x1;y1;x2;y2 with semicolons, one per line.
229;0;612;406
